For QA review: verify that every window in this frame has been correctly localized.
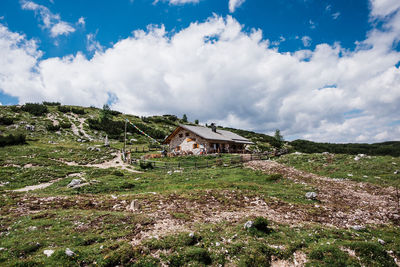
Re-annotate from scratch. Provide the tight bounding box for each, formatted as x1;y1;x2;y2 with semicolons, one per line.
193;144;199;149
179;134;183;138
185;132;190;137
176;146;181;151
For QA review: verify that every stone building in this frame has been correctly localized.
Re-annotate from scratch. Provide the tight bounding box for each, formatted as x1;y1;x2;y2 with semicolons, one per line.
163;124;253;155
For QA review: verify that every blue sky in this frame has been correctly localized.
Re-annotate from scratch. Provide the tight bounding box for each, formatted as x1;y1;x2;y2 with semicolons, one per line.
0;0;399;143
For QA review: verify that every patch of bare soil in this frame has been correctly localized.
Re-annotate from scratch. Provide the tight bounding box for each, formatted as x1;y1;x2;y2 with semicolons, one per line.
66;114;91;140
46;113;59;126
57;151;141;173
245;160;400;227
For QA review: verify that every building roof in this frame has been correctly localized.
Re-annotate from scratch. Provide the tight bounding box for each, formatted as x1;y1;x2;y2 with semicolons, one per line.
163;124;253;145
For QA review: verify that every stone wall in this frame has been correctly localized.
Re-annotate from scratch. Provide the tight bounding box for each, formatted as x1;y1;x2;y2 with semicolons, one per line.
169;128;210;155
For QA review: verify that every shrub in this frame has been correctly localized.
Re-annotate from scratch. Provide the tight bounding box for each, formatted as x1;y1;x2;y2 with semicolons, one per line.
10;106;20;112
185;247;212;265
0;133;26;147
0;117;14;125
21;103;48;116
113;170;124;177
268;173;283;182
60;122;72;129
71;107;85;115
43;101;61;106
57;105;71;113
248;217;272;236
46;124;61;131
239;244;273;267
139;161;153;170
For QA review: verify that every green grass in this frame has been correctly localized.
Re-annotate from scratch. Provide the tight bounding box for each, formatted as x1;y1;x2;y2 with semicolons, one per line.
276;153;400;186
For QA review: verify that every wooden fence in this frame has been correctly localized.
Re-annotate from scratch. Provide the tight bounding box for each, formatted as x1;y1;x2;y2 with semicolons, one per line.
133;154;267;170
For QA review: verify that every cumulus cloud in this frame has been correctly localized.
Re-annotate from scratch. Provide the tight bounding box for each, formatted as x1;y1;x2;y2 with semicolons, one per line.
1;1;400;143
21;0;76;37
370;0;400;17
229;0;246;13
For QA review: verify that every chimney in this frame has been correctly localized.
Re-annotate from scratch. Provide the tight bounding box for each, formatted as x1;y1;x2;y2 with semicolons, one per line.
211;123;217;133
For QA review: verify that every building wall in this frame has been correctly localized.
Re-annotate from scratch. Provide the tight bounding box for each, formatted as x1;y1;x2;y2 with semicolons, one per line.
169;128;209;155
168;128;247;154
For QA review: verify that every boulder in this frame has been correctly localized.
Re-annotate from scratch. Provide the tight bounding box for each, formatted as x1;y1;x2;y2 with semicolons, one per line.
305;192;318;200
65;248;74;257
244;220;254;229
43;249;54;257
67;179;82;188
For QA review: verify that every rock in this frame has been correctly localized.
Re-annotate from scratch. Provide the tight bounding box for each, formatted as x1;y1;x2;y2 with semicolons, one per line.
43;249;54;257
244;220;254;229
127;200;140;212
28;226;37;231
354;156;360;161
394;170;399;175
351;225;365;231
378;239;385;245
189;232;194;238
347;173;353;177
65;248;74;257
67;179;82;188
305;192;318;200
363;175;368;178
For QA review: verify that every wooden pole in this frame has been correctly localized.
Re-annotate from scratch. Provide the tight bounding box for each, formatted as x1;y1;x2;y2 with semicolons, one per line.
124;119;127;158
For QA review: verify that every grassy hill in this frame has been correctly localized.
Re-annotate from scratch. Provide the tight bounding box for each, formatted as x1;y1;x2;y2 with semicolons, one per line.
0;103;400;266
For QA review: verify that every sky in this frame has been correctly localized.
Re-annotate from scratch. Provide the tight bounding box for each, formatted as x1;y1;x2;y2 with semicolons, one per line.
0;0;399;143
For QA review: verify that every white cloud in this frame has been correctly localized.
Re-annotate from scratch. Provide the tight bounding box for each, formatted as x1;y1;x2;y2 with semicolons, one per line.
21;0;75;37
229;0;246;13
309;19;316;29
154;0;200;5
332;12;340;20
1;1;400;143
370;0;400;17
86;32;103;53
301;36;311;47
77;17;85;26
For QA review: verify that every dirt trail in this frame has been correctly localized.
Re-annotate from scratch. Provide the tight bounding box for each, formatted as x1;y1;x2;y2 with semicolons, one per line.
245;160;400;227
60;151;141;173
12;178;62;192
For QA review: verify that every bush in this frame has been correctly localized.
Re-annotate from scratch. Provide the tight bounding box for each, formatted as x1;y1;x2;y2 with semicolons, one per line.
43;101;61;106
60;122;72;129
0;117;14;125
46;124;61;131
113;170;124;177
71;107;85;115
57;105;71;113
0;133;26;147
185;247;212;265
238;244;273;267
268;173;283;182
139;161;153;170
10;106;20;112
21;103;48;116
248;217;272;236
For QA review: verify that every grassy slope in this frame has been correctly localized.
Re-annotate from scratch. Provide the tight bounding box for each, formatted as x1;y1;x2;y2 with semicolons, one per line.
0;105;399;266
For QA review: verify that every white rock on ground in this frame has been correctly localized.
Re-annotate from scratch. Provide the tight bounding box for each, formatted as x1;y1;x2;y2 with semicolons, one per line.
65;248;74;256
43;249;54;257
67;179;81;188
305;192;318;200
244;221;254;229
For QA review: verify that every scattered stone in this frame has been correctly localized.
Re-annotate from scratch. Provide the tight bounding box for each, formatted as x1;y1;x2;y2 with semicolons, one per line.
189;232;194;238
322;152;330;155
394;170;399;175
347;173;353;177
363;175;368;178
351;225;365;231
244;220;254;229
28;226;37;231
305;192;318;200
378;239;385;245
0;247;6;251
43;249;54;257
111;195;117;199
65;248;74;257
67;179;82;188
127;200;141;212
25;125;35;131
215;242;220;247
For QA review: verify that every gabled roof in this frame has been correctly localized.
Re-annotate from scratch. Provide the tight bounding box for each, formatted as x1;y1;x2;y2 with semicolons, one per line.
163;124;253;145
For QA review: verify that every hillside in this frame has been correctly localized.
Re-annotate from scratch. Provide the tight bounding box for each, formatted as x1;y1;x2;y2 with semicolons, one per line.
0;103;400;266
